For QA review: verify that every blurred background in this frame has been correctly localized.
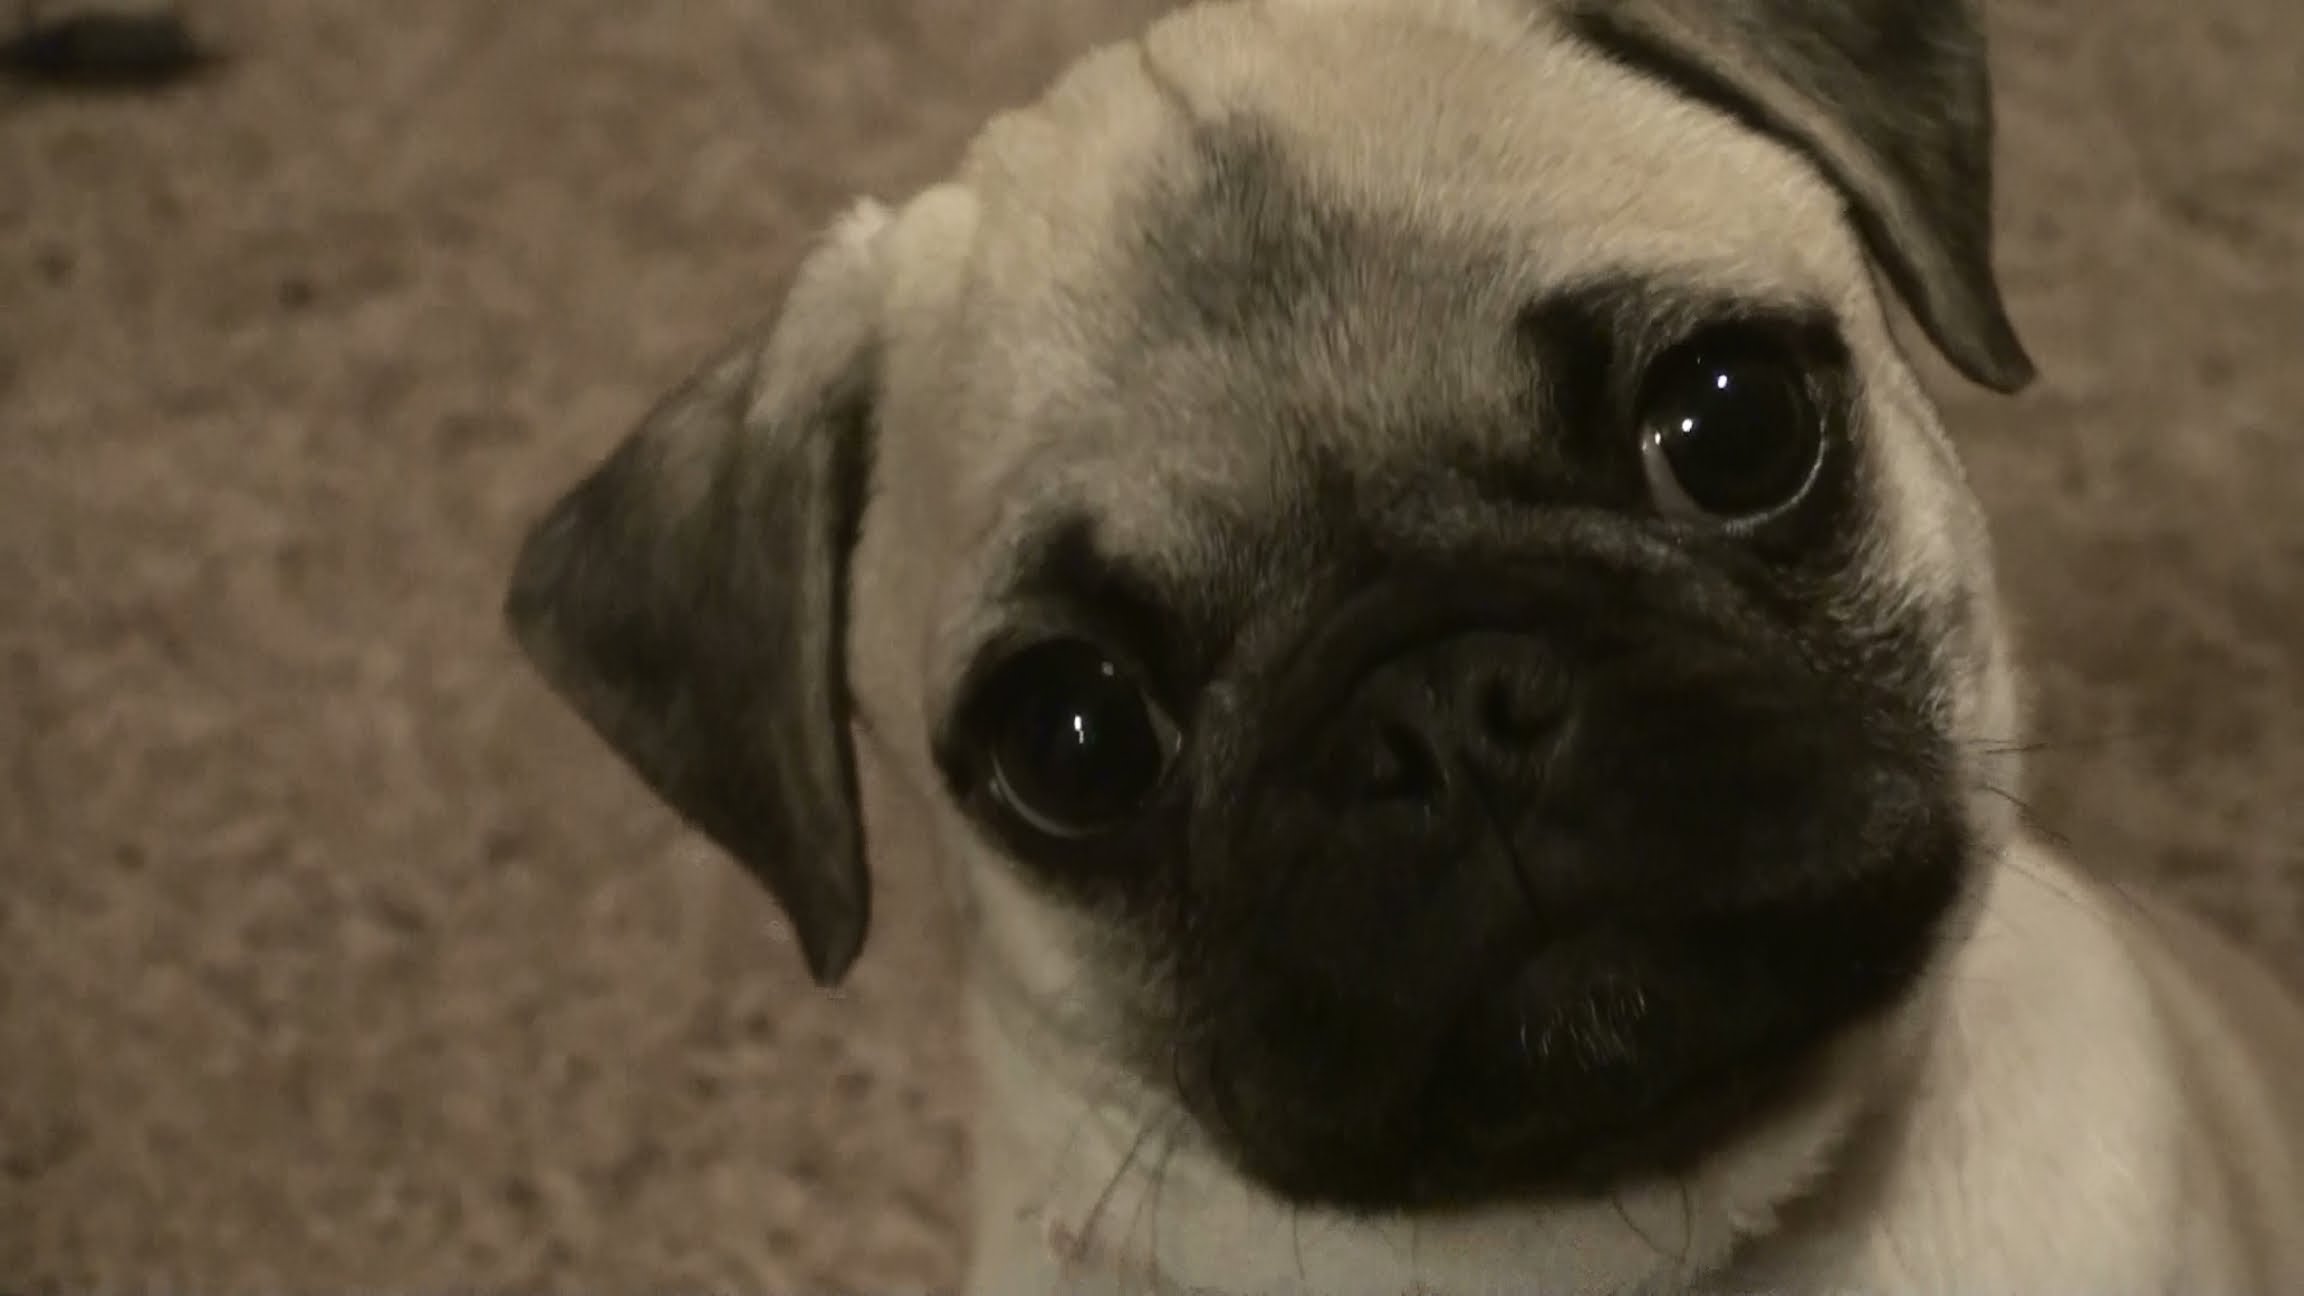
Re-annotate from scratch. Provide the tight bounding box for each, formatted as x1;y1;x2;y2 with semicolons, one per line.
1;0;2298;1290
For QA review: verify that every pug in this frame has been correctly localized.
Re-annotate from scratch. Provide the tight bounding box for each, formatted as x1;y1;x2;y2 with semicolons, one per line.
502;0;2304;1290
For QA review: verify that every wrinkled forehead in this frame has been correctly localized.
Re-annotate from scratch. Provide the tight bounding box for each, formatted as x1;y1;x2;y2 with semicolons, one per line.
918;0;1889;645
954;1;1876;345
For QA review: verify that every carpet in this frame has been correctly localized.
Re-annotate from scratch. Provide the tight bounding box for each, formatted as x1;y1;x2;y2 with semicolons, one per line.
3;0;2299;1289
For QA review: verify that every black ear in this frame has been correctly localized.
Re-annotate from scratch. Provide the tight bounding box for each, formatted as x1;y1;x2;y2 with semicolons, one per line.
1560;0;2036;393
504;213;885;987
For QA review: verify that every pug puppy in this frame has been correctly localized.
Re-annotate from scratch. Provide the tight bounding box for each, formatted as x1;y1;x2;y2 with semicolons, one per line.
502;0;2304;1290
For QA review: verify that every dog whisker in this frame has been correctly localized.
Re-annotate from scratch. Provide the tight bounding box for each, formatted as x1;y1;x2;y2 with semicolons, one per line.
1955;786;2170;1012
1974;781;2073;851
1142;1109;1188;1295
1291;1201;1311;1294
1072;1109;1166;1278
1607;1187;1637;1244
1959;729;2165;758
1676;1174;1698;1271
1609;1184;1688;1273
1976;781;2168;933
1023;1059;1169;1290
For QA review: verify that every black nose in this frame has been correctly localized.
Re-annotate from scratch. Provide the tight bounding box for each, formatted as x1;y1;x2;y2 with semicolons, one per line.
1323;632;1572;812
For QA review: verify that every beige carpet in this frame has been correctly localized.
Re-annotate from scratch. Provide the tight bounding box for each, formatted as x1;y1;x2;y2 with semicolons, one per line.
3;0;2299;1290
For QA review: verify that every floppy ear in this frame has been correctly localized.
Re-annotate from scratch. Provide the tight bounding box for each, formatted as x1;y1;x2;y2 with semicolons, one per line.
504;206;888;987
1559;0;2036;393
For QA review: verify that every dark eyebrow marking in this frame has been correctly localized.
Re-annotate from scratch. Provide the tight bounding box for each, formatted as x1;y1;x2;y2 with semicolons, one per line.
1541;271;1841;361
1516;289;1621;444
1007;515;1188;673
1130;116;1365;344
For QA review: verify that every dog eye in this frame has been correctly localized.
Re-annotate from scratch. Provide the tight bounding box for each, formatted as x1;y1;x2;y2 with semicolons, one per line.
981;639;1175;839
1635;324;1826;521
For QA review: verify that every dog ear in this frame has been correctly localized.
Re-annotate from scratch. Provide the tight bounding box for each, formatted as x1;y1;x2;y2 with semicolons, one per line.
1560;0;2035;393
504;206;889;987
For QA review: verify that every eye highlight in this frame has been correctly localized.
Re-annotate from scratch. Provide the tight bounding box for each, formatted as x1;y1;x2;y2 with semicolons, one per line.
1635;322;1830;522
971;637;1177;840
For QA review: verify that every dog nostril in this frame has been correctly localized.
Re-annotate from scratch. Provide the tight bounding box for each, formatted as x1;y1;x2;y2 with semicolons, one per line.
1478;675;1560;747
1359;721;1444;803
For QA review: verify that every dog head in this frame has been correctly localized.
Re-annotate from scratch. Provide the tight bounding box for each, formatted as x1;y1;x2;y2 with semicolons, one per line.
507;0;2030;1211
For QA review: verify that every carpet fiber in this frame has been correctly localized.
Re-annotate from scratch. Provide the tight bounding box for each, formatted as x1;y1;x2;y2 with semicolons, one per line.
3;0;2299;1290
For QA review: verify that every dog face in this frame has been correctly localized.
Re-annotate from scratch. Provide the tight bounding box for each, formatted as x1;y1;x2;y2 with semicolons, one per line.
508;0;2030;1211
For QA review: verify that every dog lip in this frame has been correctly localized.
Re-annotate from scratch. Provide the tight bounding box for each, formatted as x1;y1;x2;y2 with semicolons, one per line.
1431;1044;1828;1206
1429;939;1647;1122
1390;919;1876;1187
1181;835;1965;1212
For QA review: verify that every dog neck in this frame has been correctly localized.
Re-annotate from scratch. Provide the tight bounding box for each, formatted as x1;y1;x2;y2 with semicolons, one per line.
956;838;2206;1295
959;957;1917;1293
963;997;1894;1296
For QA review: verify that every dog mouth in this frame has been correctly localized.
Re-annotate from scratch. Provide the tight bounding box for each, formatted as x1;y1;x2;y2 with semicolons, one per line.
1168;828;1968;1213
1181;950;1897;1211
1407;933;1876;1202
